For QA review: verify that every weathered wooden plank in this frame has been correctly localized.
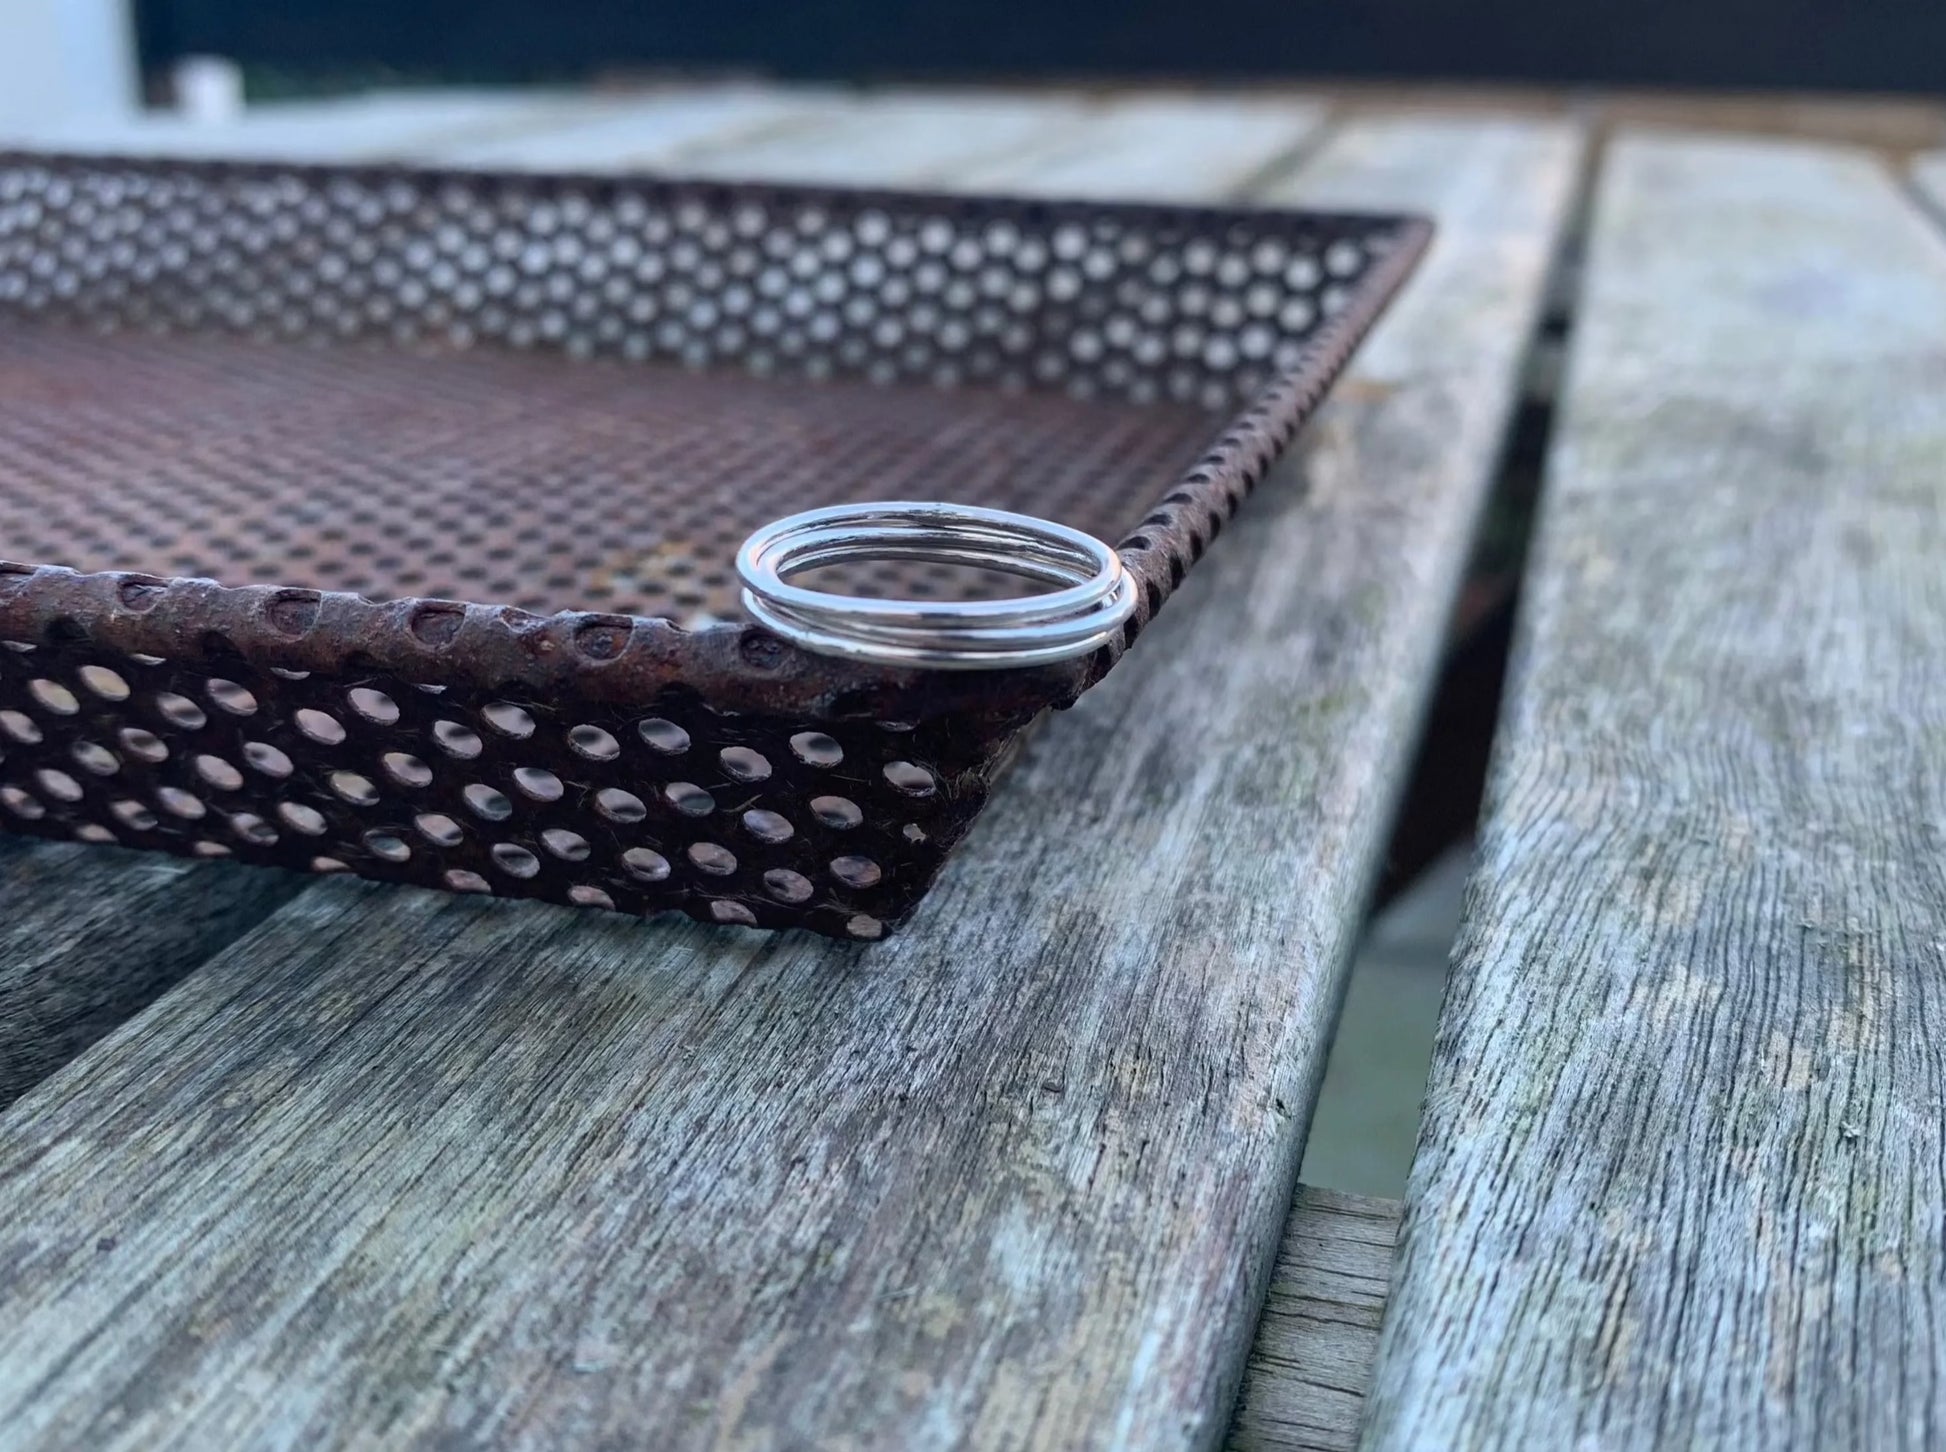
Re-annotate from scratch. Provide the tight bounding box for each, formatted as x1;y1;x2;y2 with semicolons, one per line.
958;96;1330;199
1365;131;1946;1449
1310;83;1946;153
675;89;1096;184
0;839;303;1108
2;89;601;160
1228;1188;1400;1452
0;114;1578;1449
431;86;842;170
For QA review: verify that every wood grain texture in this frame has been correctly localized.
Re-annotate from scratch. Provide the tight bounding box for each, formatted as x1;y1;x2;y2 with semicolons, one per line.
0;113;1578;1450
1365;131;1946;1449
0;839;303;1108
1228;1188;1400;1452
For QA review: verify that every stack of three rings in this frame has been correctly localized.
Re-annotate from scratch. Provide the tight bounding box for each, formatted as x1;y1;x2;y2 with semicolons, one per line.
736;502;1138;670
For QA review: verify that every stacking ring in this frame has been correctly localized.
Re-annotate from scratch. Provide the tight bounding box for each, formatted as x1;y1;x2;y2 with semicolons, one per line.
736;502;1137;669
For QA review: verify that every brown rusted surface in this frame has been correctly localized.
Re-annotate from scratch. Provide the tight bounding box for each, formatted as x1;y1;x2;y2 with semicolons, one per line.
0;321;1220;622
0;153;1427;936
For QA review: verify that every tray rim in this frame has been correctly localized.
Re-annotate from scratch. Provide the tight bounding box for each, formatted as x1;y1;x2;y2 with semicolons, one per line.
0;150;1434;725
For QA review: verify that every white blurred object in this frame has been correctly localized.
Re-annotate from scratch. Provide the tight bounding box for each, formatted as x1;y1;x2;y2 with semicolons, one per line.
0;0;139;129
173;55;245;123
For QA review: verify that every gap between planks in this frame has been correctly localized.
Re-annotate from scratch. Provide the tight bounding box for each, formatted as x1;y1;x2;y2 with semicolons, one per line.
1227;1187;1402;1452
0;840;304;1108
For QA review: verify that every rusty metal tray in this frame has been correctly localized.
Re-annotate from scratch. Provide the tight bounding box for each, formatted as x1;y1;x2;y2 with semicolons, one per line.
0;152;1428;939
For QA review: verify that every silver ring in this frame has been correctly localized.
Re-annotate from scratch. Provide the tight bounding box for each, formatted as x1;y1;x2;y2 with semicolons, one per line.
736;502;1137;669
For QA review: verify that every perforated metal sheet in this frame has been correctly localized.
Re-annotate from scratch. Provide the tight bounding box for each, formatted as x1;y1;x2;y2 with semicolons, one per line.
0;153;1429;937
0;631;1001;940
0;322;1217;621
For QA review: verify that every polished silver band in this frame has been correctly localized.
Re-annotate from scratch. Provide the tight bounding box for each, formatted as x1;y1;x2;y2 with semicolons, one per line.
736;502;1136;669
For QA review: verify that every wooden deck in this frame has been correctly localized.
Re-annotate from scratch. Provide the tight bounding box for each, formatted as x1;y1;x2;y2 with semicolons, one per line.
2;82;1944;1449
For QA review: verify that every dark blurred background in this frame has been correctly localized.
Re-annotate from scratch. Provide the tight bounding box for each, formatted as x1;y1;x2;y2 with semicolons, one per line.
133;0;1946;96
